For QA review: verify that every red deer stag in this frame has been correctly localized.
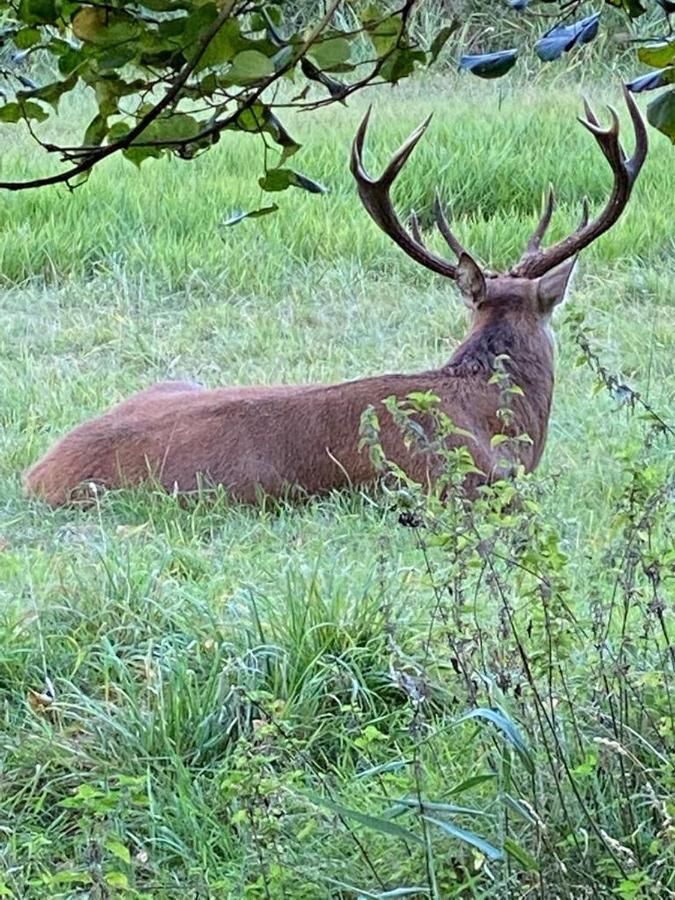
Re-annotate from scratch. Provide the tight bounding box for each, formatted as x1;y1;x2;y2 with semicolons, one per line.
25;90;647;507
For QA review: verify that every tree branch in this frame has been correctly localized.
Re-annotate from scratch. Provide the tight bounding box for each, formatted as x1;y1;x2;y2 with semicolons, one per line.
0;0;241;191
0;0;423;191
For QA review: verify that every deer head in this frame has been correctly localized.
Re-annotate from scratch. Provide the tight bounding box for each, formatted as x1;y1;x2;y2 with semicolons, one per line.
350;87;647;337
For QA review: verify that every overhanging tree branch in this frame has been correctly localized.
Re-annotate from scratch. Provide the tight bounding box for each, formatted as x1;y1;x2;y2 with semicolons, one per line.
0;0;241;190
1;0;670;197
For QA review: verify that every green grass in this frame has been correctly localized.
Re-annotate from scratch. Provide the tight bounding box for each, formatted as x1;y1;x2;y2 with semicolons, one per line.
0;77;674;898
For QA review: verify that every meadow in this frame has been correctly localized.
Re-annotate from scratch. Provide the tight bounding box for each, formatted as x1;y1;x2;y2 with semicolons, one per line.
0;73;673;898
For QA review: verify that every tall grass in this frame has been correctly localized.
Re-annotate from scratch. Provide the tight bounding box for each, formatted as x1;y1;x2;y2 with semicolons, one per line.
0;77;673;897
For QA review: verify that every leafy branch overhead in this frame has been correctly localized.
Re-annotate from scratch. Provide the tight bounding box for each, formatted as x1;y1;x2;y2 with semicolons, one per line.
0;0;439;192
460;3;674;144
0;1;673;200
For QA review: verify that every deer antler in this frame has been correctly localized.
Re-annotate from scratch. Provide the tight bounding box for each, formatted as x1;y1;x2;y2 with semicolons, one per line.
350;108;471;280
512;87;647;279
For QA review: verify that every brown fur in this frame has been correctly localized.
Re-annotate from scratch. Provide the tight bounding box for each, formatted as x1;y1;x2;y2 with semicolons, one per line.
23;96;647;508
24;271;567;507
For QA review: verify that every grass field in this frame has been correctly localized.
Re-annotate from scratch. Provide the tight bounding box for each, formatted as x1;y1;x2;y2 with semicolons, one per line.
0;75;674;898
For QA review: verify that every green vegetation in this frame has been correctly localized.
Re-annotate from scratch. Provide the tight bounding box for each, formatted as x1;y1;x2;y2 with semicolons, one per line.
1;77;674;897
0;0;673;202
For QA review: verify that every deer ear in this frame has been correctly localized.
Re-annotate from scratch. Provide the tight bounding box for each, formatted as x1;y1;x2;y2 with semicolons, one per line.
456;253;486;307
537;257;577;312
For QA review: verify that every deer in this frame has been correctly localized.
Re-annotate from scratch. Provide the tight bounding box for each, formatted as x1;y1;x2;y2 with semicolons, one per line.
24;89;647;508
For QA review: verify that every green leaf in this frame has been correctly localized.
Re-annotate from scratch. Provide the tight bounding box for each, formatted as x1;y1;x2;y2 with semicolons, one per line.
423;816;503;861
0;100;48;123
380;48;426;84
122;111;202;163
606;0;646;16
490;434;510;447
144;112;201;143
460;49;518;79
259;168;326;194
305;792;425;846
456;707;534;774
0;104;23;124
18;0;57;25
638;40;675;69
83;113;109;146
104;838;131;865
43;870;93;885
57;46;87;77
258;168;293;192
104;871;129;889
97;45;139;71
233;104;266;132
447;773;497;795
17;73;78;110
107;121;131;143
14;27;42;49
405;391;440;411
647;89;675;143
391;797;492;818
309;35;351;71
429;22;459;64
364;14;402;56
355;759;411;779
503;837;538;871
71;7;142;46
230;102;301;159
225;50;275;86
221;205;279;226
196;18;243;71
123;145;163;167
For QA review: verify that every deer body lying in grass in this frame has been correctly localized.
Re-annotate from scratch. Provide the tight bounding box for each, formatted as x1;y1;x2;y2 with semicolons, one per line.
25;91;647;507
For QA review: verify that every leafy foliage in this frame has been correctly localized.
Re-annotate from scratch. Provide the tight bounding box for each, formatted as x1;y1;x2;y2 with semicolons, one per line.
0;0;673;202
0;0;437;193
534;12;601;62
458;2;675;144
636;37;675;142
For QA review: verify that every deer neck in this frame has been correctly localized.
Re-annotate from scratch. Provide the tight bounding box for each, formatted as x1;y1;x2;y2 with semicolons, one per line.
445;316;552;382
442;317;555;460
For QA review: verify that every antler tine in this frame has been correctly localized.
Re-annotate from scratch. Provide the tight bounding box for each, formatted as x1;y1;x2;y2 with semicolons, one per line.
409;209;424;245
351;108;432;186
350;105;372;179
622;84;648;178
582;96;601;128
578;104;624;168
380;114;433;187
350;108;461;280
578;196;590;228
511;90;648;279
526;185;556;254
433;191;468;259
